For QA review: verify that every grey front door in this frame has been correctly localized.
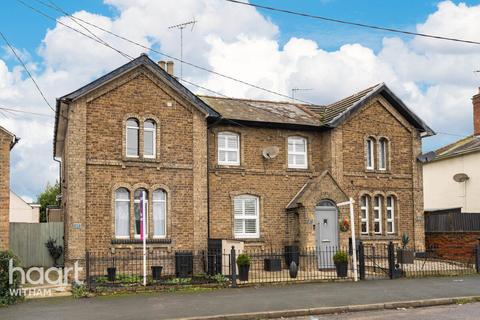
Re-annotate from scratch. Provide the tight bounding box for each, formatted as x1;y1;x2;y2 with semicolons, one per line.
315;206;339;269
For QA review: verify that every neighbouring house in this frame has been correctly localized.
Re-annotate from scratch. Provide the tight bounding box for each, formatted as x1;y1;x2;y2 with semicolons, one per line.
422;88;480;260
53;54;433;275
0;126;18;250
422;88;480;213
9;191;40;223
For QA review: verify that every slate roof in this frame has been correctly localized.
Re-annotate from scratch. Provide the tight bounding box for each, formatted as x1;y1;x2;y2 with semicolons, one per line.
199;96;321;127
428;135;480;162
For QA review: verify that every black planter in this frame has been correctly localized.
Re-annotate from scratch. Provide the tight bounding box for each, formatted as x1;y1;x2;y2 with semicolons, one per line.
107;267;116;282
397;249;415;264
238;264;250;281
289;261;298;279
284;246;300;268
335;262;348;278
151;266;163;280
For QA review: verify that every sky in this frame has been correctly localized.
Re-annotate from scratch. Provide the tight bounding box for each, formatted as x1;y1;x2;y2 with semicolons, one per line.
0;0;480;201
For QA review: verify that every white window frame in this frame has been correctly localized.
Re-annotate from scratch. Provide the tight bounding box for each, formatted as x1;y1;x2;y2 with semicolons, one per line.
373;195;382;235
288;136;308;169
360;195;369;235
378;138;387;171
218;132;240;166
233;195;260;239
143;120;156;159
366;137;375;170
134;189;149;239
386;196;395;234
114;188;130;239
126;118;140;158
152;189;167;238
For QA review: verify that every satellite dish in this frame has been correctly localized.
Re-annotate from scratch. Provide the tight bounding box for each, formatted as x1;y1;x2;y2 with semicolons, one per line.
453;173;470;183
262;146;279;159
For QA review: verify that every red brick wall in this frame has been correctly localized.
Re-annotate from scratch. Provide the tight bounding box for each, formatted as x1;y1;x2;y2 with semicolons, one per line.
425;232;480;262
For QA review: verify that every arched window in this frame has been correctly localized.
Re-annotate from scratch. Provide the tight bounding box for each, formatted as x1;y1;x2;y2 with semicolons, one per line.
153;189;167;238
144;120;156;158
360;195;369;235
134;189;148;238
378;138;388;170
373;195;383;234
288;136;308;169
366;137;375;170
386;196;395;234
115;188;130;238
126;118;139;157
218;132;240;165
233;195;259;238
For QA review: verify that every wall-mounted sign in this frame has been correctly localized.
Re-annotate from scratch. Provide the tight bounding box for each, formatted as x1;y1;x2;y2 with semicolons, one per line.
73;223;81;230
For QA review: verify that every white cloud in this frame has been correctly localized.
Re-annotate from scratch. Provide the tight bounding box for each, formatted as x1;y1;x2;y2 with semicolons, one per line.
1;0;480;198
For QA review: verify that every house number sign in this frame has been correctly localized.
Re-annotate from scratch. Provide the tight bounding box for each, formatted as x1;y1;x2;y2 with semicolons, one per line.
73;223;81;230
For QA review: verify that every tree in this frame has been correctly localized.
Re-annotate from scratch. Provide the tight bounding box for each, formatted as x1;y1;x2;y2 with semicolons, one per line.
37;181;60;222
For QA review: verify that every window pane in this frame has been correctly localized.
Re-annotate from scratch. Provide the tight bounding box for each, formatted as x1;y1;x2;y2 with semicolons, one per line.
218;150;226;162
144;120;155;129
374;222;380;233
295;141;305;152
387;222;393;233
234;199;243;215
244;199;256;215
144;131;154;156
361;222;367;233
288;154;294;165
116;188;129;200
153;189;166;201
288;142;294;152
127;128;139;156
218;136;226;149
295;155;305;165
227;151;238;162
153;202;166;236
227;136;238;149
244;219;257;234
234;219;243;234
127;119;138;128
115;197;129;237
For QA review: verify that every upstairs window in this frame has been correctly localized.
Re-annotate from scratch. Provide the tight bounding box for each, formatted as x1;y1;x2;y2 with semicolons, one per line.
134;189;148;238
366;137;375;170
218;132;240;165
114;188;130;238
378;138;388;170
152;189;167;238
233;195;259;238
386;196;395;234
144;120;156;158
373;195;383;234
126;118;139;157
360;195;369;235
288;137;308;169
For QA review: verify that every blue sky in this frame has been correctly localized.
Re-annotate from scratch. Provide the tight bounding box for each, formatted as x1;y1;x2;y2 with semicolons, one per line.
1;0;479;200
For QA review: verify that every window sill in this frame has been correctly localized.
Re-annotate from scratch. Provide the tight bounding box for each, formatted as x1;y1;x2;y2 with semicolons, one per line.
111;238;172;245
359;235;400;241
214;165;245;171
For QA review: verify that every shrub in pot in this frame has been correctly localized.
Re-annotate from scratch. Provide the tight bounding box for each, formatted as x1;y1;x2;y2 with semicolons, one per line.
333;251;348;278
236;254;251;281
397;233;414;264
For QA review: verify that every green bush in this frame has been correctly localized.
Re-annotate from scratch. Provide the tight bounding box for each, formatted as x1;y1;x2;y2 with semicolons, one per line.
401;233;410;249
0;251;24;306
72;282;88;299
236;254;251;266
210;273;228;284
333;251;348;265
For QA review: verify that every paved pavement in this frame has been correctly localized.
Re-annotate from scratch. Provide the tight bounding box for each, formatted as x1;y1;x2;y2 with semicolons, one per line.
284;302;480;320
1;275;479;320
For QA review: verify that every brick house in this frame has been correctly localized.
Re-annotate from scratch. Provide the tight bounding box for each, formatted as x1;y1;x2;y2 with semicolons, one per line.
0;126;18;250
53;54;434;272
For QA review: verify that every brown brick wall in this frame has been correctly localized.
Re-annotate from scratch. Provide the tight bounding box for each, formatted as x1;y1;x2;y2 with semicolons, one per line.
425;232;480;262
473;90;480;136
0;129;11;250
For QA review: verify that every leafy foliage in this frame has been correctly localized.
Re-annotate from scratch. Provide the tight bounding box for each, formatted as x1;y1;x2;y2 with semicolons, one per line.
210;273;228;284
36;181;60;222
44;238;63;266
236;254;251;266
401;233;410;249
0;251;24;306
333;251;348;264
72;282;88;299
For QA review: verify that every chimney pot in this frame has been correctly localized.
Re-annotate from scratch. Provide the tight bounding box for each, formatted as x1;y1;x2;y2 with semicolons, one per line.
166;61;174;76
157;60;166;70
473;88;480;136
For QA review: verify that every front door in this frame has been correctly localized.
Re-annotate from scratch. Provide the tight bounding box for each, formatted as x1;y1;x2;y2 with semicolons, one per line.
315;205;339;269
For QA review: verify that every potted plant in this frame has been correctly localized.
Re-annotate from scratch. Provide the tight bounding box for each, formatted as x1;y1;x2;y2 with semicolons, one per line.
397;233;415;264
107;256;116;282
236;253;251;281
333;251;349;277
44;237;63;267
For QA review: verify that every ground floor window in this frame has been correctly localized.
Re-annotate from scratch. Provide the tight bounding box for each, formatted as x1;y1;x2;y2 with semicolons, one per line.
134;189;149;238
233;195;259;238
115;188;130;238
153;189;167;238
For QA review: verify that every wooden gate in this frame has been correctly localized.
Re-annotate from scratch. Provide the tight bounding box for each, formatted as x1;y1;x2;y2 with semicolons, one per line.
9;222;64;267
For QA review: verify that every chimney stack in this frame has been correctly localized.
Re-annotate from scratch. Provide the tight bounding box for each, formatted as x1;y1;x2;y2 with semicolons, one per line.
473;88;480;136
158;60;166;71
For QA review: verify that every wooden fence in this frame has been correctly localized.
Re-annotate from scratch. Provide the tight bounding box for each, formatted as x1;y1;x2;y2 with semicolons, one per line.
425;212;480;232
9;222;64;267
